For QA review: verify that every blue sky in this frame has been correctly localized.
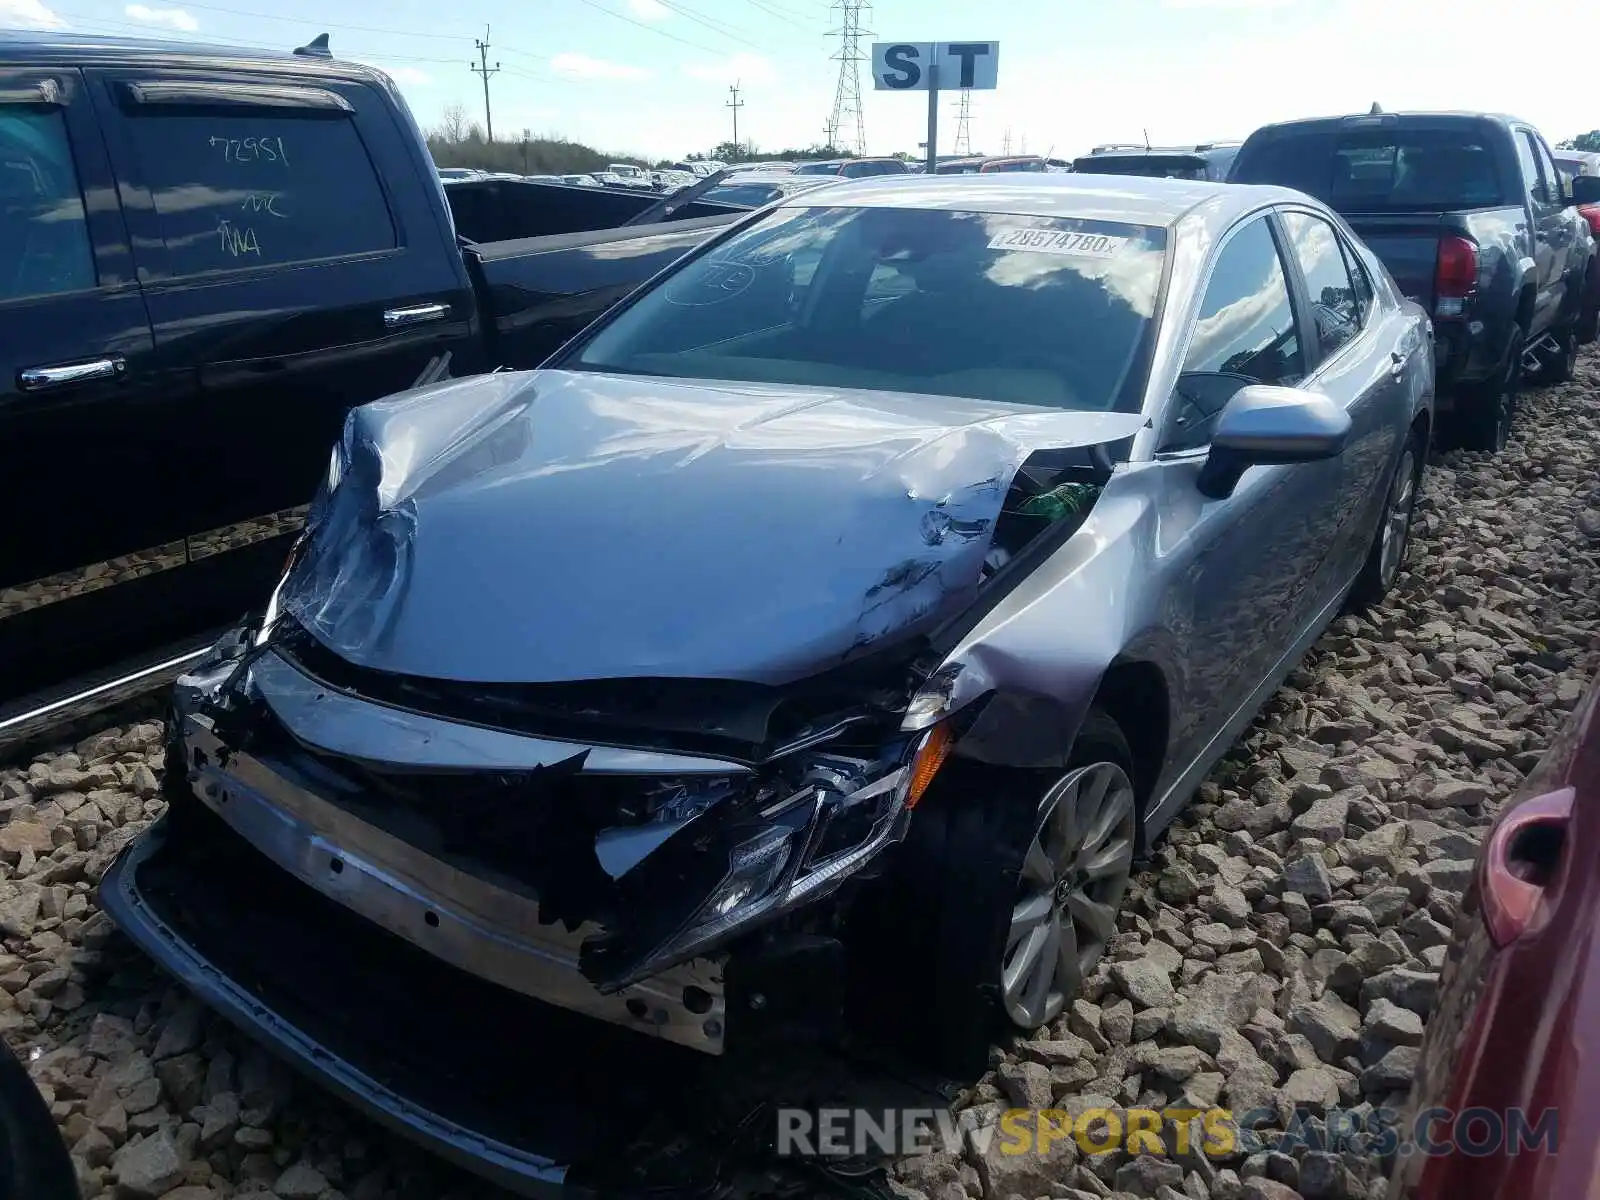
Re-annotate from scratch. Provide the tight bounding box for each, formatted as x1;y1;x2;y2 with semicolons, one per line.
7;0;1593;160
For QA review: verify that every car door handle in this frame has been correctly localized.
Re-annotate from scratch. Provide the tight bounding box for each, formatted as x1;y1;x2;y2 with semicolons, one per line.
1389;350;1406;377
383;303;450;329
18;356;125;391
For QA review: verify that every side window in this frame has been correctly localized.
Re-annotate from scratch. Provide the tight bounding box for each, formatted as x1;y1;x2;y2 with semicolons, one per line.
1514;131;1546;207
1162;216;1302;452
119;106;397;276
0;104;95;300
1532;137;1565;202
1340;238;1374;325
1281;211;1362;361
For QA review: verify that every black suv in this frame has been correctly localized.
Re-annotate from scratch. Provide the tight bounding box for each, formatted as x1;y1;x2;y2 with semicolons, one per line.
1231;111;1598;451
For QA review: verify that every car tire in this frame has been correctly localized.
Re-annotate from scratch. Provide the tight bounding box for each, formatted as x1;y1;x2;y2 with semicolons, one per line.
1348;427;1425;611
1452;324;1522;453
0;1037;80;1200
1528;320;1576;385
851;710;1137;1077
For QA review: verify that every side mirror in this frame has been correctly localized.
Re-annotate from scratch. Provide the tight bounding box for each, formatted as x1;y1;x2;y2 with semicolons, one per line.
1568;174;1600;207
1197;384;1351;499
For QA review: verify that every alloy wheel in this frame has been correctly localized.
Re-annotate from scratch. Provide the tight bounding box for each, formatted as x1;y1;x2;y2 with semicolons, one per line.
1001;761;1136;1030
1378;447;1419;590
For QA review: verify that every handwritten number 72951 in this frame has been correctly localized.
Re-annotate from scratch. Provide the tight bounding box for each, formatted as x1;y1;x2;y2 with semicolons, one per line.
208;135;290;166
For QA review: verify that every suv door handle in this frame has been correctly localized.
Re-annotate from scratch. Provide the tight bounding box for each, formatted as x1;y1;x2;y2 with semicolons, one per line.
383;303;450;329
18;356;125;391
1389;350;1406;377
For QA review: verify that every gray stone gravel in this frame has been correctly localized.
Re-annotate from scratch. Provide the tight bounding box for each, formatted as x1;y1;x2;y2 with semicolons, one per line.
3;351;1599;1200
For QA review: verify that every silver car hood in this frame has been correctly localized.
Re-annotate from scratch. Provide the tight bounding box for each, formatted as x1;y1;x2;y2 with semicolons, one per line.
278;368;1144;685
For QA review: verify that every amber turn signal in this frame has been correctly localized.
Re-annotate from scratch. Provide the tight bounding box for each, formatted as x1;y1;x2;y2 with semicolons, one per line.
906;721;953;809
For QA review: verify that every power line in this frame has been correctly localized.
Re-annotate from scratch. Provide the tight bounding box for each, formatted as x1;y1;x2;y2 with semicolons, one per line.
567;0;727;55
826;0;869;157
110;0;474;40
653;0;765;48
471;26;501;142
745;0;815;31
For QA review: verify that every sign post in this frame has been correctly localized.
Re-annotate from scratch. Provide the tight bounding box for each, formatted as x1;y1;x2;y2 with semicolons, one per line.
870;41;1000;175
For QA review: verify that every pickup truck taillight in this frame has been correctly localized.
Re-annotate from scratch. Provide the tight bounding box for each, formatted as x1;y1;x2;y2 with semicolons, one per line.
1434;235;1478;317
1579;203;1600;238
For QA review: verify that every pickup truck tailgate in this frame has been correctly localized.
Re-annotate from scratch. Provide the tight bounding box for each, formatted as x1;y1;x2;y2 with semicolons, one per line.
1342;211;1446;310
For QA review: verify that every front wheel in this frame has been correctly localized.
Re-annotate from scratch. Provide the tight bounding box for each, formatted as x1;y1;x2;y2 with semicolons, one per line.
851;710;1138;1077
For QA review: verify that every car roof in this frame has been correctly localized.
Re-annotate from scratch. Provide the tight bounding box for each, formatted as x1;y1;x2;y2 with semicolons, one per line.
778;172;1302;228
0;28;384;80
1245;110;1532;138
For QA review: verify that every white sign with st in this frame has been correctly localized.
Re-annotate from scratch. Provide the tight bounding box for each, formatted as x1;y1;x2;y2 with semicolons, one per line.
870;42;1000;92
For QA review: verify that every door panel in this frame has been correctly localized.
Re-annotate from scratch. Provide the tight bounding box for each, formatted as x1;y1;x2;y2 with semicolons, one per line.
0;67;171;695
1156;214;1344;768
1278;209;1403;601
1516;129;1565;331
86;67;478;558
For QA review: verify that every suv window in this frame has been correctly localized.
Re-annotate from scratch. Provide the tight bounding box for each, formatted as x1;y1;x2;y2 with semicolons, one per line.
0;105;95;300
1514;131;1545;207
1235;127;1505;210
1281;211;1362;361
1163;215;1302;452
1529;134;1564;203
121;109;396;276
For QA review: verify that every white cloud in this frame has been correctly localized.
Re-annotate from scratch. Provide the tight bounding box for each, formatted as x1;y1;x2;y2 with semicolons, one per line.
551;52;652;80
382;66;433;86
682;53;775;86
0;0;67;28
125;4;199;32
627;0;671;20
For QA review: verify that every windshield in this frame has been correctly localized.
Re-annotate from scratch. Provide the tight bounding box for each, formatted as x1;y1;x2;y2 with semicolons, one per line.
564;205;1167;412
1233;126;1508;210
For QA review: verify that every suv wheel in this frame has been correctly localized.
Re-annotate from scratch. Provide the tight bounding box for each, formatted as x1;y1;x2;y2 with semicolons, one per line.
1453;325;1522;453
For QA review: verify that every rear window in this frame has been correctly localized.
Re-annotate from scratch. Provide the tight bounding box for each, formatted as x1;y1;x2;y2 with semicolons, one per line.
793;162;841;176
1073;155;1208;181
0;106;96;300
121;106;397;275
1233;126;1508;210
565;205;1167;414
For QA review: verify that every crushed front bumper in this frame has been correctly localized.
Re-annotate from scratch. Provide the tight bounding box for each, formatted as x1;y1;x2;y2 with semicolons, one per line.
98;806;628;1197
173;711;730;1053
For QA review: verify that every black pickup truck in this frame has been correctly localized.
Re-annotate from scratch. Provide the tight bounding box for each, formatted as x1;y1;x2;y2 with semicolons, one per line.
1231;110;1598;451
0;31;745;747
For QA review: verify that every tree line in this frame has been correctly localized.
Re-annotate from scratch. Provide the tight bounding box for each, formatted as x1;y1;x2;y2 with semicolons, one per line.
424;104;864;175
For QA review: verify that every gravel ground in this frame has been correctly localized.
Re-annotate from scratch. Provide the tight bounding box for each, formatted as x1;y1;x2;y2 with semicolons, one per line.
4;350;1599;1200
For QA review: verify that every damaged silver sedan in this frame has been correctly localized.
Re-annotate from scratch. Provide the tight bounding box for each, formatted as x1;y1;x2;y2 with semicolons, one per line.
100;175;1433;1191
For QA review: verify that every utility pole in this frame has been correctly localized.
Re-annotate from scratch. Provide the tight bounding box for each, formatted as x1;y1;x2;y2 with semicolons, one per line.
1001;126;1013;155
726;82;744;158
822;118;838;151
471;25;500;143
520;128;531;173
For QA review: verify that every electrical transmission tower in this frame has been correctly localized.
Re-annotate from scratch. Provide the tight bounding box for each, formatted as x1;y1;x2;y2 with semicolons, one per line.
952;90;973;156
827;0;870;156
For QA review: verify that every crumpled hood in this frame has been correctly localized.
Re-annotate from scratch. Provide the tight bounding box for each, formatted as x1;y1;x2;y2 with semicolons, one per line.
279;369;1144;685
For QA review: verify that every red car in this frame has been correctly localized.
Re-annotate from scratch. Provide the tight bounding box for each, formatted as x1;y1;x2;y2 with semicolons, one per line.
1390;677;1600;1197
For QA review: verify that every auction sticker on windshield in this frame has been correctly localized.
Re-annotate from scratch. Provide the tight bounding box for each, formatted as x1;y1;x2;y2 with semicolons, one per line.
988;229;1129;257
